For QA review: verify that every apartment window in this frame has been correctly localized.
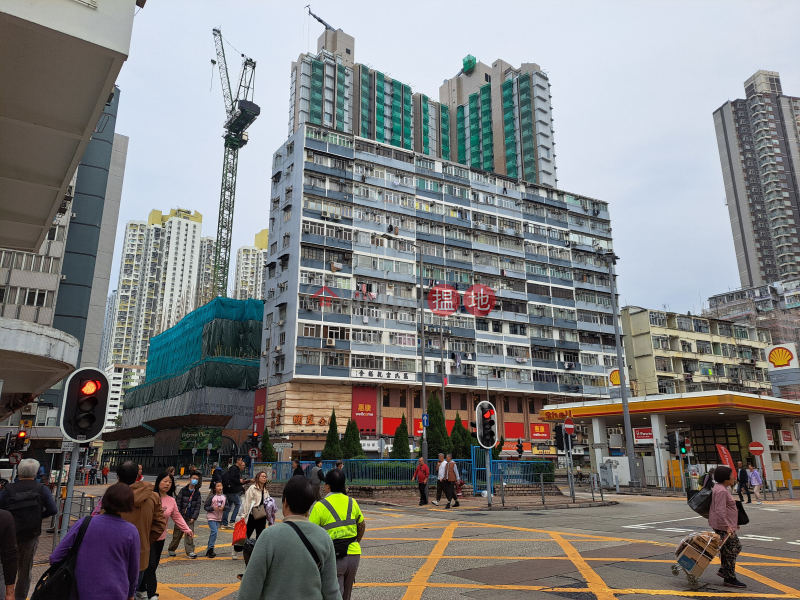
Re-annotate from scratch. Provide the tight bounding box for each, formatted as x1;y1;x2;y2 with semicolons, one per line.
649;311;667;327
270;242;277;256
383;389;390;407
655;356;672;372
696;340;712;354
681;341;692;352
283;234;290;248
413;390;421;409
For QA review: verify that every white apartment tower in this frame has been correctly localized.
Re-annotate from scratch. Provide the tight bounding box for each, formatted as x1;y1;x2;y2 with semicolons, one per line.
196;236;216;305
234;229;269;300
108;208;204;367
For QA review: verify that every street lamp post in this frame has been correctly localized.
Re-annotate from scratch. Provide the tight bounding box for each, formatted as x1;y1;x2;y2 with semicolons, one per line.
601;250;639;486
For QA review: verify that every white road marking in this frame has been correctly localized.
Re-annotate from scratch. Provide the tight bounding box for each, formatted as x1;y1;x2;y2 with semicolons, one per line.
623;516;701;529
657;528;697;533
738;535;782;542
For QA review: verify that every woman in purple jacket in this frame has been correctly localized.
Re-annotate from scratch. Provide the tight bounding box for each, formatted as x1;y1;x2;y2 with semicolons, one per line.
50;483;140;600
708;466;745;589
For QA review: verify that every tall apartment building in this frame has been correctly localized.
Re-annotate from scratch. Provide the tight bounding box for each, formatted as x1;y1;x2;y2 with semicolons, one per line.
234;229;269;300
103;363;144;431
287;30;556;188
621;306;773;397
106;208;204;368
196;236;216;305
713;70;800;288
98;289;117;369
262;121;615;455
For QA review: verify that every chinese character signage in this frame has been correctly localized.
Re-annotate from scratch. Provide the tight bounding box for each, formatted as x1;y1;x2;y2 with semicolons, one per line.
352;386;377;433
351;369;414;381
427;284;459;316
464;284;496;317
253;388;267;435
530;422;551;440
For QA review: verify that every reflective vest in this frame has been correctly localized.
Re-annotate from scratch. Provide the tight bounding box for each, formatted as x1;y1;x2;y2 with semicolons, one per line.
310;493;361;555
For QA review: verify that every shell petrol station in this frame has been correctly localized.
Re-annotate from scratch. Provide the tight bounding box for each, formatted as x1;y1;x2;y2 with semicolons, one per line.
538;344;800;489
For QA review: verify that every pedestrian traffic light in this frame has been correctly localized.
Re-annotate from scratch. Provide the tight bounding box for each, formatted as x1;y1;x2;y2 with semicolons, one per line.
60;367;110;443
516;438;524;457
475;401;497;449
555;425;565;451
667;435;677;455
679;438;687;455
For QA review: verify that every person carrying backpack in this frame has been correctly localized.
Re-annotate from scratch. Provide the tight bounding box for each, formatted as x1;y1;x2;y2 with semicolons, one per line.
209;462;223;492
0;458;58;600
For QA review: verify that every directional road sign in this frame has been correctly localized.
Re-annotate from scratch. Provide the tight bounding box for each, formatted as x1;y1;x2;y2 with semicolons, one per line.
422;414;429;427
273;443;293;449
564;418;575;436
749;441;765;456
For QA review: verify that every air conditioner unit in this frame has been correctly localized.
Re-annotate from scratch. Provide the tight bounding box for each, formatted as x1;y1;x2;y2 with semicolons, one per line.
306;150;314;160
332;214;342;221
565;241;571;247
261;351;268;357
462;250;470;256
326;338;336;347
278;319;285;326
321;210;329;218
274;345;282;352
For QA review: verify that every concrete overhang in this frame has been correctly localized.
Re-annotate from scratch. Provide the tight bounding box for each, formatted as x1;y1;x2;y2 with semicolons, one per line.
0;0;136;251
0;317;79;419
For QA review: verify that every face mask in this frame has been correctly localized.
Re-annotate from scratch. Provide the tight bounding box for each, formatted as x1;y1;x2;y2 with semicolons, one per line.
190;479;198;485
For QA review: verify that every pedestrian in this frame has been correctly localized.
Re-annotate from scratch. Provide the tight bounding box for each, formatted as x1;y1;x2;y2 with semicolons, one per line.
703;467;716;489
0;458;58;600
411;457;429;506
113;461;166;591
747;464;763;505
168;471;203;559
221;456;247;531
89;465;97;485
441;454;460;509
709;466;745;588
335;460;343;471
209;462;223;492
165;466;176;480
0;509;19;600
311;459;325;499
137;472;193;600
204;481;226;558
233;470;276;559
431;453;446;506
309;469;366;600
238;476;340;600
49;483;140;600
136;464;144;482
736;461;751;504
35;465;45;484
292;459;304;477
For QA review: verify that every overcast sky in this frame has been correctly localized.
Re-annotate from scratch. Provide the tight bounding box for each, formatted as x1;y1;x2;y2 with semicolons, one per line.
111;0;800;313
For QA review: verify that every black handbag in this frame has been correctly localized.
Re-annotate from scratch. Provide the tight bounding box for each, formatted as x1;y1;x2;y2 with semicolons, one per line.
30;516;92;600
736;500;749;526
687;486;713;518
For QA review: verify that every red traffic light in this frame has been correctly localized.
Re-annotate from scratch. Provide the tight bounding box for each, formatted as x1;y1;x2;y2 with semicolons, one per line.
17;431;27;439
80;380;101;395
483;409;495;419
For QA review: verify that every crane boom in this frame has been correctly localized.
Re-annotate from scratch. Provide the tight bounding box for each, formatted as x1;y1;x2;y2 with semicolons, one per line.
209;29;260;300
306;5;335;31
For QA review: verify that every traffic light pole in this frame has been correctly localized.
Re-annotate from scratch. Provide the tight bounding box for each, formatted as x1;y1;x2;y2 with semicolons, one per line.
418;246;428;463
486;445;492;508
59;444;81;539
604;253;639;486
565;425;575;501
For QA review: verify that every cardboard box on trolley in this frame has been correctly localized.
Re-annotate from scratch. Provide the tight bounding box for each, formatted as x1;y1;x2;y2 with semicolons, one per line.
675;532;721;577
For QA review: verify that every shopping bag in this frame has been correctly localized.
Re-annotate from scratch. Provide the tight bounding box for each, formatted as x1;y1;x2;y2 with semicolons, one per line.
736;500;749;526
232;516;247;546
687;486;712;518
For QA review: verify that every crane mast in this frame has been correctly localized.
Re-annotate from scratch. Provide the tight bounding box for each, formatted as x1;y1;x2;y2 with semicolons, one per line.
209;28;260;299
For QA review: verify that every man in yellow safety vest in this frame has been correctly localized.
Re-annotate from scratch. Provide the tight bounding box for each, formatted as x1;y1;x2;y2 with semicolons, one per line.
309;469;366;600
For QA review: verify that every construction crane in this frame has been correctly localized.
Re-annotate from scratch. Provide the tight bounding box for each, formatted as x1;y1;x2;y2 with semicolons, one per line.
306;5;335;31
210;28;260;298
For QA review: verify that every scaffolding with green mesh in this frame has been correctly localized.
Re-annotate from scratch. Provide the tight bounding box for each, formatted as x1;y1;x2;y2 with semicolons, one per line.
456;105;466;164
440;104;450;161
479;84;494;171
502;79;517;178
310;59;324;125
335;64;346;131
359;66;371;138
518;73;537;184
422;94;430;155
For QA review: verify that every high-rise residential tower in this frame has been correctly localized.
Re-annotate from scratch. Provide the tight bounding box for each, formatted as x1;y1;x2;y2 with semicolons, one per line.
107;208;204;368
287;30;556;187
713;70;800;287
234;229;269;300
196;236;217;305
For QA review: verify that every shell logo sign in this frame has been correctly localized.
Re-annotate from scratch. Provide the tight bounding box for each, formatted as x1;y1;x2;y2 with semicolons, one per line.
766;343;799;371
609;369;620;386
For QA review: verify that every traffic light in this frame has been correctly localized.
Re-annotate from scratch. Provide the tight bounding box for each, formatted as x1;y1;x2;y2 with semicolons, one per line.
555;425;565;451
13;430;28;451
60;367;109;443
516;439;524;457
475;401;497;449
247;431;259;446
679;438;687;455
667;435;677;455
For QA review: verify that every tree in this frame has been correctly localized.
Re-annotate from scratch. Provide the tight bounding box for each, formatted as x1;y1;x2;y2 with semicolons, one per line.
426;393;452;459
492;436;504;461
449;413;471;460
390;414;411;459
342;418;366;459
260;428;277;462
321;408;342;460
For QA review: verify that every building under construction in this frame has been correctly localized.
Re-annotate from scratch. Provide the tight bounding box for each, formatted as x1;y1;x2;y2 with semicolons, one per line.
101;297;262;472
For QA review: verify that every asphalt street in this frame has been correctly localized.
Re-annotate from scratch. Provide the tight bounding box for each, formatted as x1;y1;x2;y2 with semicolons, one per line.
29;490;800;599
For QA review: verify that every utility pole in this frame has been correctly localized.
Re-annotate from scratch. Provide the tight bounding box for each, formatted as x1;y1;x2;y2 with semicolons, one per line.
419;246;427;462
602;251;638;486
